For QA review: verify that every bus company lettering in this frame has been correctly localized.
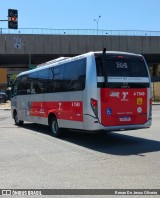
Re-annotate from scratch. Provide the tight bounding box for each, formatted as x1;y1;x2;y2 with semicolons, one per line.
110;91;120;98
121;92;128;101
72;102;81;107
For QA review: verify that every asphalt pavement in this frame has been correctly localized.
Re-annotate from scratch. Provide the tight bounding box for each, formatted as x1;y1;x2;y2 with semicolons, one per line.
0;104;160;197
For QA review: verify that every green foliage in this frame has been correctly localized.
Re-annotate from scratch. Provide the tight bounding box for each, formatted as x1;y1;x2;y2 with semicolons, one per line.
10;74;17;81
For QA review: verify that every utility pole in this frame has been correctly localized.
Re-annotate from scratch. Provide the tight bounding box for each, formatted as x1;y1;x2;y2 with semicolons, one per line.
0;20;8;34
94;15;101;35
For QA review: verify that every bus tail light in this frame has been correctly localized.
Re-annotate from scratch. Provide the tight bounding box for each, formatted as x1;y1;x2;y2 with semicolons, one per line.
91;98;98;117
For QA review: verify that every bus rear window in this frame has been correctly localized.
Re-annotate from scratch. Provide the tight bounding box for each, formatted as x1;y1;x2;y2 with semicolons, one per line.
96;55;148;77
106;57;148;77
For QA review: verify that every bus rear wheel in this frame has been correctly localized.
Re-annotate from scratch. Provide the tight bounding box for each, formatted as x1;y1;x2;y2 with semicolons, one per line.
14;111;24;126
50;117;61;138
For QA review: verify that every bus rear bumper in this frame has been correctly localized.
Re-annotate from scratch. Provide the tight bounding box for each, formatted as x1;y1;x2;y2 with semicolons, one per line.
83;115;152;132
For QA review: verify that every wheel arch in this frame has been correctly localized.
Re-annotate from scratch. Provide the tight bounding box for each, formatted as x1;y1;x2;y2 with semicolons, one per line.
48;112;57;126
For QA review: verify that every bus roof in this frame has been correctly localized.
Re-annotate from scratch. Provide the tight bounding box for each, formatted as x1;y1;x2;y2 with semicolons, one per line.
94;51;142;57
17;51;142;77
17;51;94;77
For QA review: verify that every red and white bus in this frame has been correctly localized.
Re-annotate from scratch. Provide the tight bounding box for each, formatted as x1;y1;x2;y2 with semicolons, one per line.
11;50;152;137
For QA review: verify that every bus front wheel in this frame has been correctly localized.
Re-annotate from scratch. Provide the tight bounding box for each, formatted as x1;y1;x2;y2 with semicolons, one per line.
50;117;61;138
14;111;24;126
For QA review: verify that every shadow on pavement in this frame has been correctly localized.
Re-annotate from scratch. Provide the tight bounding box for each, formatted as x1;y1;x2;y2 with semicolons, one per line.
21;123;160;156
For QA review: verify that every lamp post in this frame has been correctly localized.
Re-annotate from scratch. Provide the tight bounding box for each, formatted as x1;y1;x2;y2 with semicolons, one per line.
94;15;101;35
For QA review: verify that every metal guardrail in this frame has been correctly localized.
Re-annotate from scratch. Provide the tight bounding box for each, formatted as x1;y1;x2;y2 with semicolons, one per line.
0;28;160;36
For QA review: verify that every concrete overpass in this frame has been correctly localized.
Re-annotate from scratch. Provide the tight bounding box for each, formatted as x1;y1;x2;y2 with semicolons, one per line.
0;29;160;74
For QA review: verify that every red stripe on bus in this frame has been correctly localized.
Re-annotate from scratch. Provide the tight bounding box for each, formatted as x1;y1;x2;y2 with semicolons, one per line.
30;101;83;122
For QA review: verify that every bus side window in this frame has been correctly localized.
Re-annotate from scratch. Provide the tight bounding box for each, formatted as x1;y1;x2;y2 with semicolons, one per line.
11;80;19;97
63;58;86;91
46;68;54;93
46;58;86;93
47;67;64;92
17;75;30;95
35;69;50;94
29;72;37;94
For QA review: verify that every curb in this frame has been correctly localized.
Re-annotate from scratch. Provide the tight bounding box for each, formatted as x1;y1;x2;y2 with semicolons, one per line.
152;102;160;105
0;108;11;110
0;101;11;110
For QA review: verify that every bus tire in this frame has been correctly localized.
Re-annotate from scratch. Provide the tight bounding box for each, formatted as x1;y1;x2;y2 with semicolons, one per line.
14;111;24;126
50;117;61;138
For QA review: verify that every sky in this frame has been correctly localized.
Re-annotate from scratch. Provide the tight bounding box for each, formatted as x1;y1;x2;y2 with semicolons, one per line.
0;0;160;31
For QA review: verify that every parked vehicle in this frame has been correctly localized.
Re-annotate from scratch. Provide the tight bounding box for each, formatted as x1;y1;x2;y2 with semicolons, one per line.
0;93;7;103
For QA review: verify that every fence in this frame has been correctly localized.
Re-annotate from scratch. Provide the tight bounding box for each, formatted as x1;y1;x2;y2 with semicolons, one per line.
152;82;160;101
1;28;160;36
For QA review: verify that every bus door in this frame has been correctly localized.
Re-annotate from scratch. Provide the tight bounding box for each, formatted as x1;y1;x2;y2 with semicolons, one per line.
11;79;20;118
11;75;31;122
96;54;150;127
28;70;46;123
19;75;31;122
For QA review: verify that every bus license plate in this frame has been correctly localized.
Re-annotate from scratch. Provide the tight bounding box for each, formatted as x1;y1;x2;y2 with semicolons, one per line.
119;116;131;122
